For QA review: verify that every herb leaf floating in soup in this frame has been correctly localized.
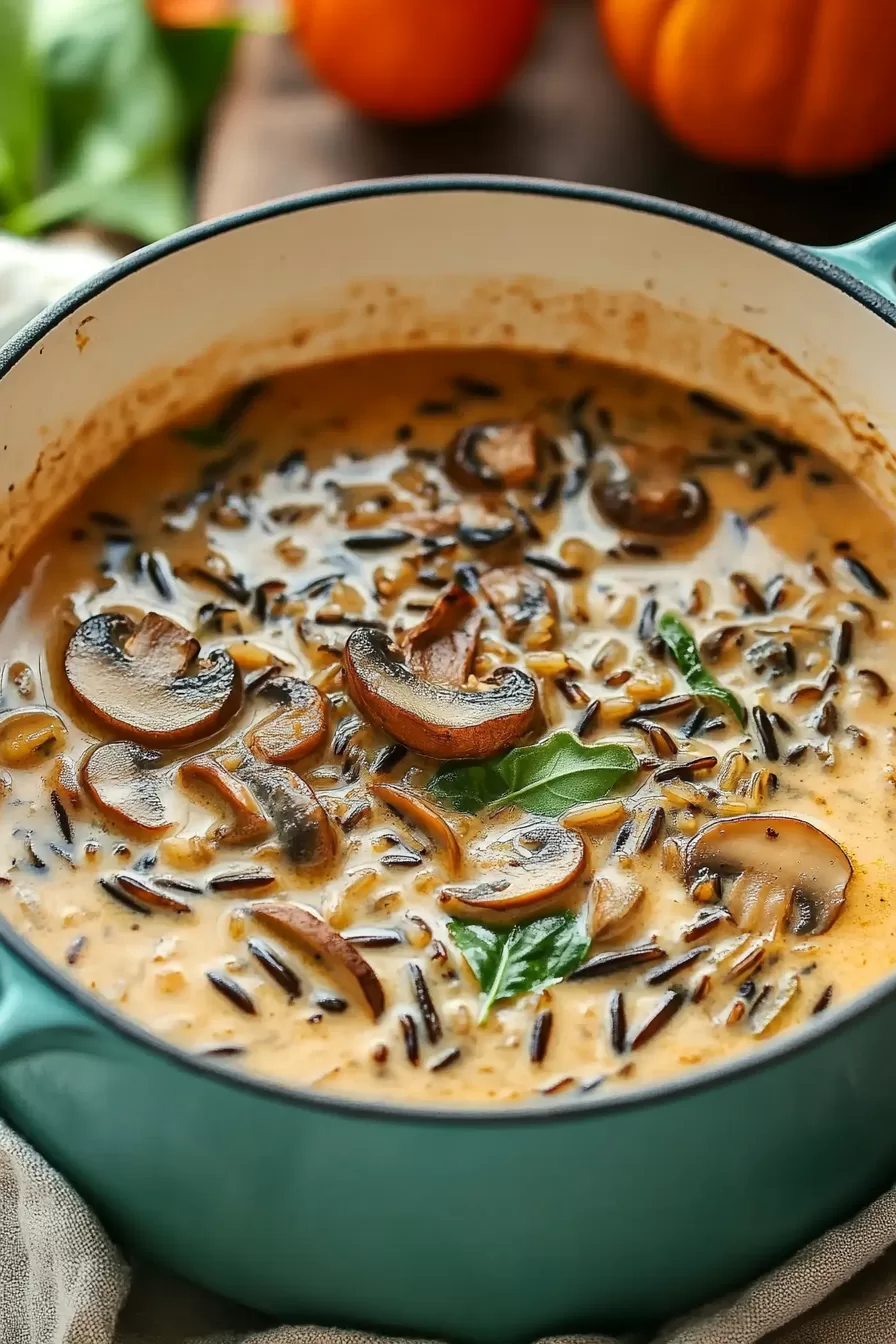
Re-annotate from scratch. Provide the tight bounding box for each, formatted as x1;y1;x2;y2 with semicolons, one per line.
448;912;590;1020
656;613;746;726
428;731;638;817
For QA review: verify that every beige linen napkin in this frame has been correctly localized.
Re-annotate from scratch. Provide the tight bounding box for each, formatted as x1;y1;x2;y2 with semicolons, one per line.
2;1120;895;1344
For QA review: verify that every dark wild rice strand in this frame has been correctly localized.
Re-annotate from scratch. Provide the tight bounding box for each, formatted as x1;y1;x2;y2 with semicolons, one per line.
608;990;626;1054
529;1009;554;1064
408;963;442;1043
206;970;257;1015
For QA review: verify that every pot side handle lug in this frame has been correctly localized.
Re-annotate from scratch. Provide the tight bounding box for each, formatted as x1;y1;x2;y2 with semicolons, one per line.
0;976;101;1065
811;223;896;304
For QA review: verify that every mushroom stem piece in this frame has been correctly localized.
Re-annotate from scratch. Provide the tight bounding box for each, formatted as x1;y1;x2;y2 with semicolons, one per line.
251;901;385;1018
65;611;242;747
371;783;463;875
684;814;852;936
343;626;537;760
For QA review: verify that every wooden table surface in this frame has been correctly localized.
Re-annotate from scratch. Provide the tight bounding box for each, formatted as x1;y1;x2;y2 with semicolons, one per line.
200;0;896;246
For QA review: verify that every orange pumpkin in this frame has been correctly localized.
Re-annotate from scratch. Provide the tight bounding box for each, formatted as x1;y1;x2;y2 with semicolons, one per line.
598;0;896;175
290;0;544;123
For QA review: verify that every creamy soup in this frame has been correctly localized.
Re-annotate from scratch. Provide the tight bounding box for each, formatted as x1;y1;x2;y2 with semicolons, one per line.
0;348;893;1104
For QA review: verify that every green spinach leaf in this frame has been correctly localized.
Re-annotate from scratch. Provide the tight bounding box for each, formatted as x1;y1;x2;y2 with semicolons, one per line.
429;730;638;817
449;912;590;1020
0;0;43;213
1;0;237;243
657;611;746;726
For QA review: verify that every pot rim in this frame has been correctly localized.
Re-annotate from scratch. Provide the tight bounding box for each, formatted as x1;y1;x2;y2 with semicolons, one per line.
1;172;894;1127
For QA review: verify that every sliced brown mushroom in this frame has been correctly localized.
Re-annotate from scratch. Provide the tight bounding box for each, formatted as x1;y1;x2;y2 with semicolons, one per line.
343;626;537;759
0;707;67;767
594;444;708;535
81;741;174;835
245;676;328;764
235;753;336;868
684;814;852;936
479;565;558;649
399;582;482;687
371;783;463;875
587;869;645;941
179;753;271;845
64;611;242;747
251;900;384;1018
438;821;585;922
447;422;544;490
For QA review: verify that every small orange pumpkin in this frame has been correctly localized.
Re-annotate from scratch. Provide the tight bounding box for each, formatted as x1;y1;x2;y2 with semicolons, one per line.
598;0;896;175
290;0;544;123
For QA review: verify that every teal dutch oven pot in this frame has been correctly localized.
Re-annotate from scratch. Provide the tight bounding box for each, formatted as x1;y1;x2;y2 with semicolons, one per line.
1;178;896;1341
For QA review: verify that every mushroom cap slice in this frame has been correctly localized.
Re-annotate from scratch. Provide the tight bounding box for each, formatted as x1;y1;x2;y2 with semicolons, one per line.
245;676;327;764
179;753;272;845
371;783;463;875
236;756;336;869
684;814;852;936
438;821;585;921
251;901;385;1018
399;583;482;687
81;741;174;835
479;566;558;649
447;422;544;490
64;611;242;747
343;626;537;760
594;445;708;536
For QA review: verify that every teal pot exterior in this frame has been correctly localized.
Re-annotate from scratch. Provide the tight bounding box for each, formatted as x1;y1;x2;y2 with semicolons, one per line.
2;933;896;1341
3;179;896;1340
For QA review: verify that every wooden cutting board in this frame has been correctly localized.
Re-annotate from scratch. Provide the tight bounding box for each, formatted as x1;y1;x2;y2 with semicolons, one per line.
199;0;896;245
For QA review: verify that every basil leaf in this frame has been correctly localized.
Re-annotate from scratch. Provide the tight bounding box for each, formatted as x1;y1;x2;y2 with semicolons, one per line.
657;611;746;726
449;912;590;1021
429;730;638;817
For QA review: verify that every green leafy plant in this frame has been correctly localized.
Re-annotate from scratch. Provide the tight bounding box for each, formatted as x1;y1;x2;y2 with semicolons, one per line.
429;730;638;818
656;611;746;726
0;0;238;243
448;912;590;1021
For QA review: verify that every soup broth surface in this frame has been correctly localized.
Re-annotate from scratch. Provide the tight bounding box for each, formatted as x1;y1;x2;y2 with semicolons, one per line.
1;348;894;1104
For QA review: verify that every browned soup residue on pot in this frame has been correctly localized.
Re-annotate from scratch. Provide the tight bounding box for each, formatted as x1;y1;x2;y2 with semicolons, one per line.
0;347;894;1103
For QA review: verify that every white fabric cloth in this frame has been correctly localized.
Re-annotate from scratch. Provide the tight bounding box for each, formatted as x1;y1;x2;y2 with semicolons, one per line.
1;1119;895;1344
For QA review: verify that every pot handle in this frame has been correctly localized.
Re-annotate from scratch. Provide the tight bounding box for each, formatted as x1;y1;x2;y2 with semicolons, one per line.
811;223;896;303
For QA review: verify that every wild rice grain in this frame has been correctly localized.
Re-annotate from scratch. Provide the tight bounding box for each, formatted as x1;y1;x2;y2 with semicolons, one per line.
529;1009;554;1064
65;935;87;965
576;698;602;740
629;989;685;1049
832;620;853;666
644;946;709;985
843;556;889;600
248;937;301;1001
812;984;834;1015
206;971;257;1015
571;944;667;980
429;1047;462;1072
399;1013;420;1065
608;990;626;1054
408;963;442;1043
635;806;665;854
50;790;73;845
752;706;780;761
